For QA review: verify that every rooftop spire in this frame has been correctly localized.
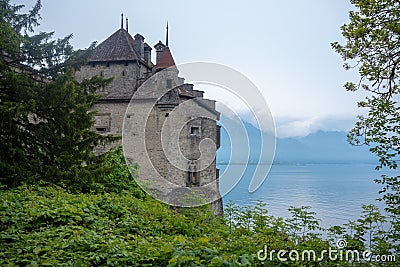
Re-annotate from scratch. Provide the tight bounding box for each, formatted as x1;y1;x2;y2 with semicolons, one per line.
166;21;169;47
121;13;124;29
126;17;129;32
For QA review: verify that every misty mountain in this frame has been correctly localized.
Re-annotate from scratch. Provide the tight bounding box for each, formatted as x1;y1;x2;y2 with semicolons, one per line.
274;131;376;164
217;120;376;164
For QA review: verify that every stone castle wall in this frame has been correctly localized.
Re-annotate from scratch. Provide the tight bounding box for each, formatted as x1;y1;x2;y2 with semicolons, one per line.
75;57;222;215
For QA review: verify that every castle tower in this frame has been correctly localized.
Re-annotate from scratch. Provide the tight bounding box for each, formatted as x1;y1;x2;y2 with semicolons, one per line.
75;19;222;215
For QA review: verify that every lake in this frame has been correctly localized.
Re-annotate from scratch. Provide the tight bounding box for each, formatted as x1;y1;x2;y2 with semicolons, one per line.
218;163;394;228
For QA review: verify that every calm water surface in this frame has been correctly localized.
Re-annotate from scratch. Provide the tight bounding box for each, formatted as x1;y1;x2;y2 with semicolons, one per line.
219;163;394;228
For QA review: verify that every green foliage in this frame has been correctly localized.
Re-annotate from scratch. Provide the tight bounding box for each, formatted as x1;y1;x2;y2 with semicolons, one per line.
331;0;399;97
1;184;398;266
287;206;321;241
332;0;400;170
0;186;259;266
87;147;146;198
0;0;118;189
349;97;400;170
332;0;400;256
375;174;400;252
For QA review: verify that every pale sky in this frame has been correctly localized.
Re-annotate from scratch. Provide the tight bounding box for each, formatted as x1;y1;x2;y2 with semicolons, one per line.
15;0;366;137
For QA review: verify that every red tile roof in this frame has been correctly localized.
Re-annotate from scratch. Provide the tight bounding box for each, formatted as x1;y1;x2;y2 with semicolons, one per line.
156;47;176;70
88;28;139;62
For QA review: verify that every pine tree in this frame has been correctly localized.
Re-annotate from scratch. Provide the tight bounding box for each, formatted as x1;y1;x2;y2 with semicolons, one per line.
0;0;118;190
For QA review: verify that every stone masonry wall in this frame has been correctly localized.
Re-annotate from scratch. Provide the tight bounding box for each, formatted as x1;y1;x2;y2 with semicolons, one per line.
75;60;222;215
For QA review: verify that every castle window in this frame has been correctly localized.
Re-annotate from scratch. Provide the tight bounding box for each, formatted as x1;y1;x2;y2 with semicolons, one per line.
106;62;110;67
122;70;125;76
216;125;221;148
125;61;129;66
100;71;104;77
166;79;172;89
94;114;111;133
187;172;200;187
92;63;95;67
95;127;108;133
190;126;200;136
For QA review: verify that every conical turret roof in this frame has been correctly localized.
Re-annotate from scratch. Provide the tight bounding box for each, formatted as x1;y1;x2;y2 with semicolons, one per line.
156;47;176;70
88;28;139;62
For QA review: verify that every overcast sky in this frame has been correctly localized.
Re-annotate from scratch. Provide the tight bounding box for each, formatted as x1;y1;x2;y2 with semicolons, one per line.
14;0;366;137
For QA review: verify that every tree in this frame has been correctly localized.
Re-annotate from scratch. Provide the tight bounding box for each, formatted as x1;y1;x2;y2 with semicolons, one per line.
0;0;118;190
332;0;399;253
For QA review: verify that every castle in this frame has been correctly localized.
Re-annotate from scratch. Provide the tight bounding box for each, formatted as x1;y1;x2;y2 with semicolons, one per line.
75;15;222;214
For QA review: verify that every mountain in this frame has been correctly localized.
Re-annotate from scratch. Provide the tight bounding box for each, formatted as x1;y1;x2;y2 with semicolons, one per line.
217;119;376;164
274;131;376;164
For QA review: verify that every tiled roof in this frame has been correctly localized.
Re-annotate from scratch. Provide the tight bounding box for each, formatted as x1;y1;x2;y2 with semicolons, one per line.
156;47;176;70
88;28;139;62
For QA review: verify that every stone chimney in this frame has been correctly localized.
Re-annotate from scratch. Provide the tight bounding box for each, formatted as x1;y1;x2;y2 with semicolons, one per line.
154;41;165;65
144;43;152;65
134;33;144;59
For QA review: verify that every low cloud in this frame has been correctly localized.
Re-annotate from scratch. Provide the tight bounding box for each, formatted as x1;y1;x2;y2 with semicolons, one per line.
275;116;358;138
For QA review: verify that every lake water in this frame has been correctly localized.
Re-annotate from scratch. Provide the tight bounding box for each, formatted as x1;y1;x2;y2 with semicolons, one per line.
218;163;394;228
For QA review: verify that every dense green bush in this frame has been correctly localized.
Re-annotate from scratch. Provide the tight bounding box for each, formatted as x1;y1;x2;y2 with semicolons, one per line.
0;185;253;266
88;147;146;198
0;185;200;266
1;185;396;266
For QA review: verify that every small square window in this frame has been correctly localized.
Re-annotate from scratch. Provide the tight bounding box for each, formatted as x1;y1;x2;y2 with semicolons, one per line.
94;114;110;133
166;79;172;89
190;126;200;136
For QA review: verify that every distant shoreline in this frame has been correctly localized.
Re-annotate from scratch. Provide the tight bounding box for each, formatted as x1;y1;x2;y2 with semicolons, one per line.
217;162;377;165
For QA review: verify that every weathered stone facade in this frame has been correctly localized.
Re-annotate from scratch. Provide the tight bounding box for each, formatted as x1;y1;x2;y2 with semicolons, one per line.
75;20;222;215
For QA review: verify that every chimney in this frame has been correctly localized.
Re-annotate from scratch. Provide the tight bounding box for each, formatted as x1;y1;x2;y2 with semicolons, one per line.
154;41;165;65
144;43;152;65
134;33;144;59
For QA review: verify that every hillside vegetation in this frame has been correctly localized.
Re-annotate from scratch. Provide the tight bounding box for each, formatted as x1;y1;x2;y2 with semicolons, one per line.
1;149;396;266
